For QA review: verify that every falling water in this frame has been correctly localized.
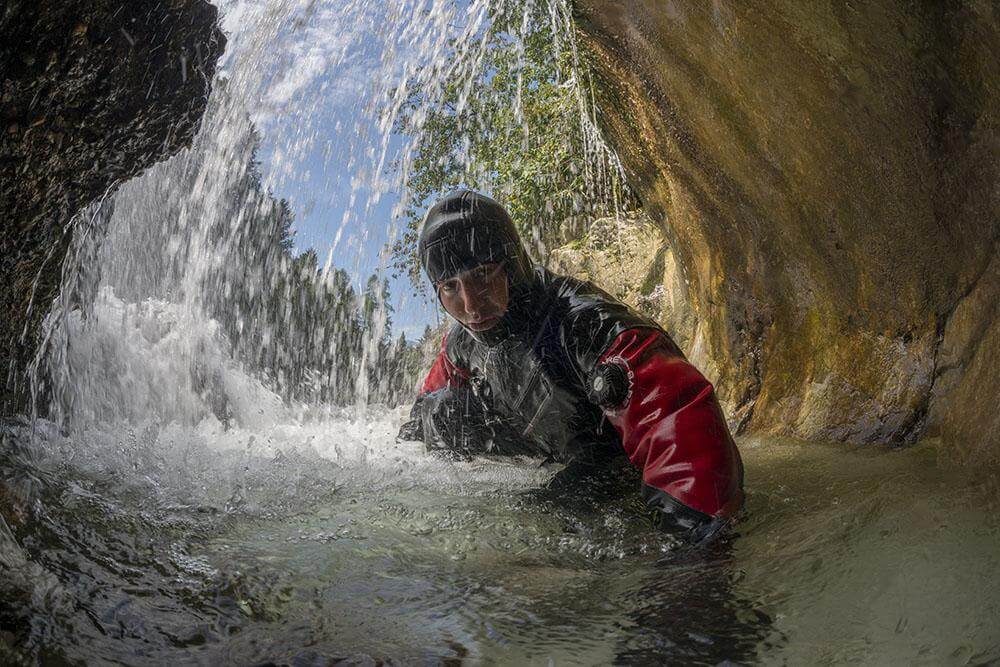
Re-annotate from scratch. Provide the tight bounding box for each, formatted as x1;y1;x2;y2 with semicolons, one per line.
3;1;999;664
29;0;628;430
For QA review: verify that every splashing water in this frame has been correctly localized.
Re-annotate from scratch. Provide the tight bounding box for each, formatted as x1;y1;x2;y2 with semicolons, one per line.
18;0;633;539
30;0;629;430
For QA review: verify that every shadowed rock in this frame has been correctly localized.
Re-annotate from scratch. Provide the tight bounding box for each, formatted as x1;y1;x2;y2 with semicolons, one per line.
574;1;999;459
0;0;225;415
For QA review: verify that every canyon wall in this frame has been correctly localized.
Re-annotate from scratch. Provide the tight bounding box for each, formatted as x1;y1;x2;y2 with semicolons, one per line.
573;2;999;459
0;0;225;414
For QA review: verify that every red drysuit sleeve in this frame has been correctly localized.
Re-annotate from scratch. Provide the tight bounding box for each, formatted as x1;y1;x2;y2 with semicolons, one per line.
598;329;744;518
418;334;470;396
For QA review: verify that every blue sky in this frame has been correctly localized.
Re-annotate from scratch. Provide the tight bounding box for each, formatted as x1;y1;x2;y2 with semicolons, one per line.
215;0;467;341
255;111;445;342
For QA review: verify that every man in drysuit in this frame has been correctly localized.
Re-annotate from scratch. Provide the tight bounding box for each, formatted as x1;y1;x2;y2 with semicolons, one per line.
399;190;744;542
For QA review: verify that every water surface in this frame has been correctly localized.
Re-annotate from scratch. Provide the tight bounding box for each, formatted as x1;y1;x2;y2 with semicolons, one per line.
3;418;997;664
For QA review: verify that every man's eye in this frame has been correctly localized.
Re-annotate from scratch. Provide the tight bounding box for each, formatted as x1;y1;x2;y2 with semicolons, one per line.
439;281;458;294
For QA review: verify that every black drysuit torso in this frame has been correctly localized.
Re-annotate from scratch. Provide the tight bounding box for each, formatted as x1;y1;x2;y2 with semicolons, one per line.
401;267;651;457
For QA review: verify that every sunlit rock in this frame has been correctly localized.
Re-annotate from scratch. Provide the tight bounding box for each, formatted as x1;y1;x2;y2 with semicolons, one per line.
548;213;666;314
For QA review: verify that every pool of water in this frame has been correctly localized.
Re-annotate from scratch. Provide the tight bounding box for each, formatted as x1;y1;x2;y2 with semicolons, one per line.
2;415;998;664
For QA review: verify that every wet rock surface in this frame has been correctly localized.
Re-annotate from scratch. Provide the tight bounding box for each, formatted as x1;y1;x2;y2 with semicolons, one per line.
548;213;666;316
549;214;704;386
0;0;224;414
574;1;1000;454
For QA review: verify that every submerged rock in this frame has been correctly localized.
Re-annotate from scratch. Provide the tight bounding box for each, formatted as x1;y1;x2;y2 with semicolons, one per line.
574;2;999;456
0;0;225;414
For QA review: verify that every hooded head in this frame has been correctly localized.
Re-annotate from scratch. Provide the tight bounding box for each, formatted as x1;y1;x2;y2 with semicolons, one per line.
419;190;536;344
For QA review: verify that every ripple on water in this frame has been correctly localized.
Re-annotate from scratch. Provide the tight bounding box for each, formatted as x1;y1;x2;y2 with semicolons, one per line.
3;420;999;664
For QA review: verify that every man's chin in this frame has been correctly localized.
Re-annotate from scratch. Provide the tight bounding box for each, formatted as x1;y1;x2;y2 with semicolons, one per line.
465;316;501;332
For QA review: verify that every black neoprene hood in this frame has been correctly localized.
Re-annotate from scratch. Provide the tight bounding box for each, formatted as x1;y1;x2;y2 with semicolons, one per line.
419;190;533;287
419;190;538;345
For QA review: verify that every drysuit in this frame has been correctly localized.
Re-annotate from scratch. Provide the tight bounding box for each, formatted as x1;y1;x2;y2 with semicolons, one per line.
399;190;744;540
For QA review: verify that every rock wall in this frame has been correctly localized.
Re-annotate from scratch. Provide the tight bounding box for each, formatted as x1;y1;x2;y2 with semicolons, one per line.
548;213;702;365
549;214;664;315
0;0;225;414
573;2;999;458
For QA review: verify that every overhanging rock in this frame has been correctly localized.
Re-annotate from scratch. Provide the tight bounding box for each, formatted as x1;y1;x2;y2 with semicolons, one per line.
1;0;225;414
574;2;999;457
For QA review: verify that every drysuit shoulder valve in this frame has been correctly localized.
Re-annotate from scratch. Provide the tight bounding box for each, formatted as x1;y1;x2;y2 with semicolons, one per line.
587;362;630;408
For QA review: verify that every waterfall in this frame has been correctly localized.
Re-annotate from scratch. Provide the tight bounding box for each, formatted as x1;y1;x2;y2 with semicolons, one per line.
29;0;629;436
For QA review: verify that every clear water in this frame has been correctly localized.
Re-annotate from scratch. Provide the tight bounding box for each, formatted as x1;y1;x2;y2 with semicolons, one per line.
3;420;998;664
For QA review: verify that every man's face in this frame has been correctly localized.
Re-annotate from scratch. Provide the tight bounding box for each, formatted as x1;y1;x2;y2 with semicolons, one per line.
436;262;509;332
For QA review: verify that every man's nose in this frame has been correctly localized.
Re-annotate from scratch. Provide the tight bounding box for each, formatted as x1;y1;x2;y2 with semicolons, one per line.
460;281;484;316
